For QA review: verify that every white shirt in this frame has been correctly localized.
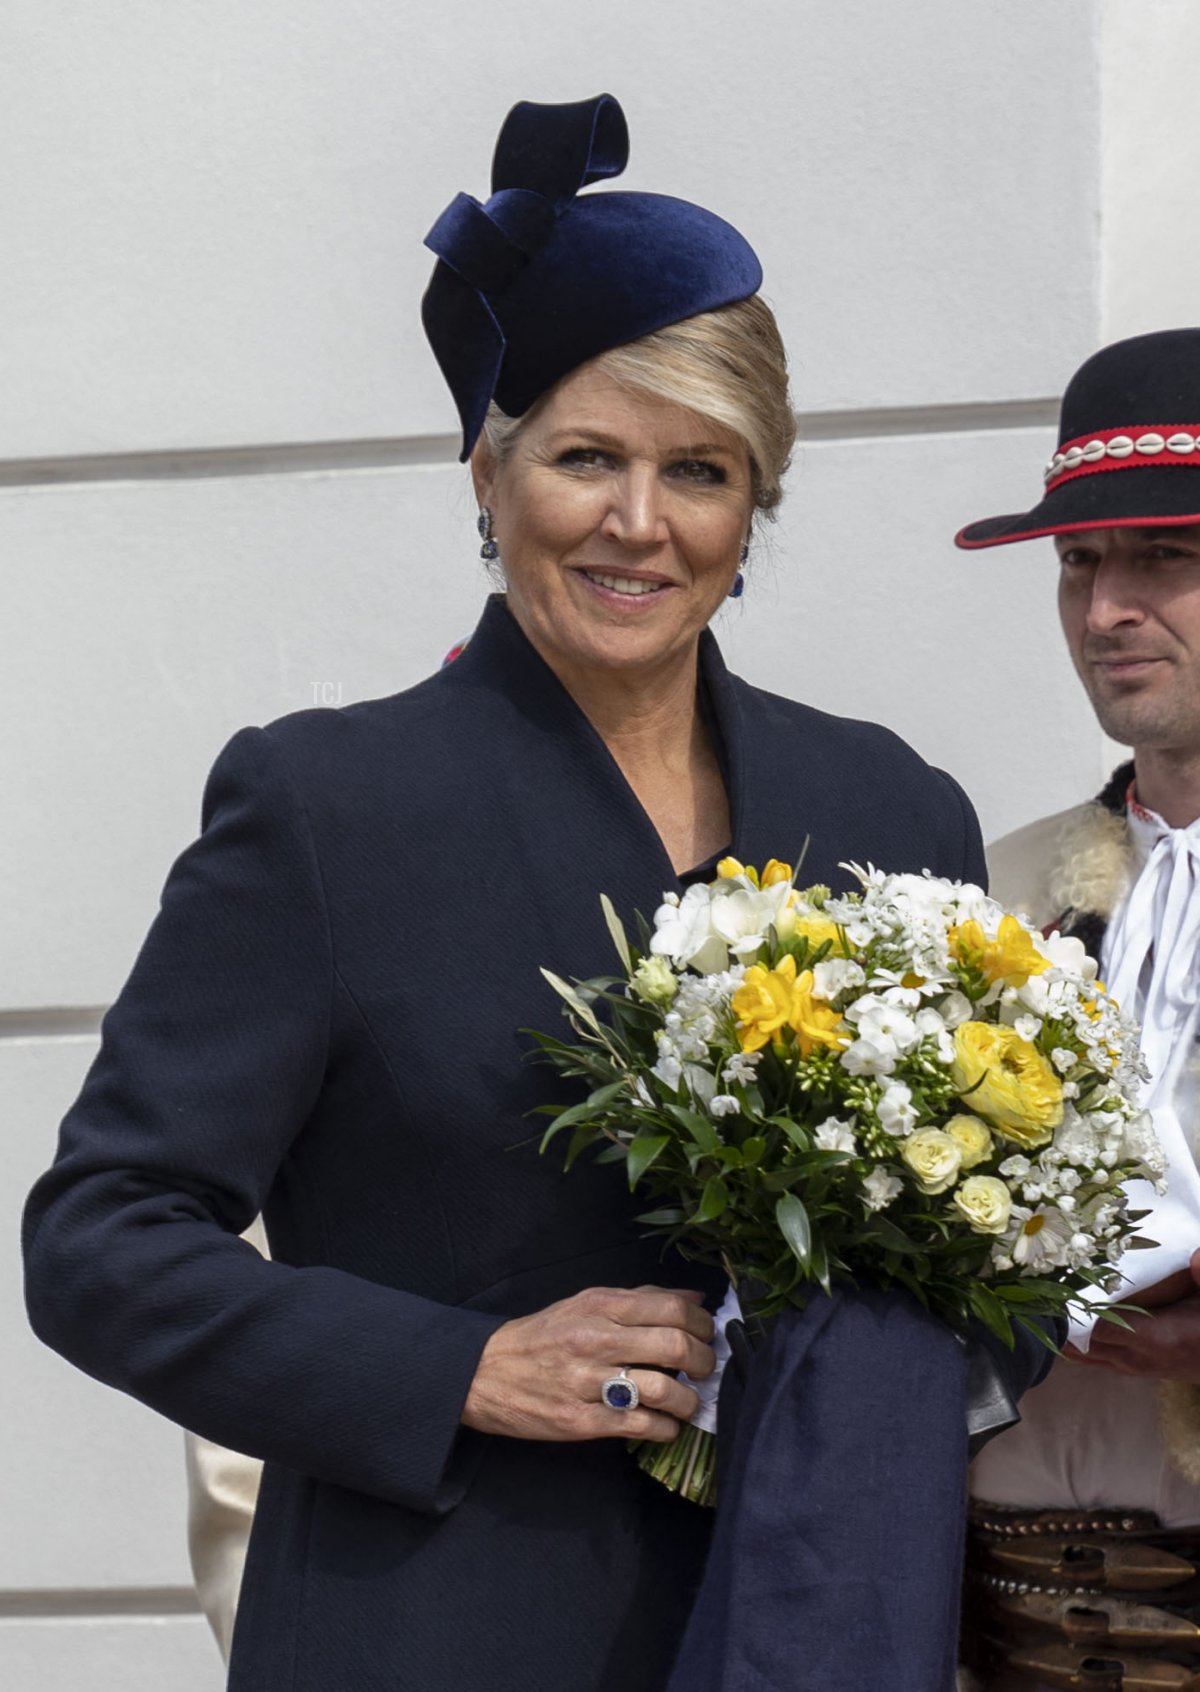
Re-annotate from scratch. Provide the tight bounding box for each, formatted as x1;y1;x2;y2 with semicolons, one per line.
972;799;1200;1526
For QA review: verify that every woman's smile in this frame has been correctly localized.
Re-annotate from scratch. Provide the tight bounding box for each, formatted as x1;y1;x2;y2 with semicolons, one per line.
574;566;676;604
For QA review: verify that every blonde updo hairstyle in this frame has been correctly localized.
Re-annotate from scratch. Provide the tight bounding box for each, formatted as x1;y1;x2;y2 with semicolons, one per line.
478;295;795;525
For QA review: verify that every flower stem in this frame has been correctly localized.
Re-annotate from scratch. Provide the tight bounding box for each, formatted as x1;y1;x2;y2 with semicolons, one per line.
631;1424;717;1508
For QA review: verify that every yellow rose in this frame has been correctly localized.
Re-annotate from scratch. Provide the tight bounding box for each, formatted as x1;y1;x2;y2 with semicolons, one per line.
733;955;799;1052
787;968;849;1058
949;914;1051;988
901;1128;963;1195
791;914;844;953
952;1175;1012;1235
950;1022;1063;1147
945;1113;994;1170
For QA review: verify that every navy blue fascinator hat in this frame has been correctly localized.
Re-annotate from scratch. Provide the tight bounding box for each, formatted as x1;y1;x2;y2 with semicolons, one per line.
422;93;764;460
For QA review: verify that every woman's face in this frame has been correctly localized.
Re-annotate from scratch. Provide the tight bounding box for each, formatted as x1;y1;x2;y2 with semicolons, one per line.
472;363;754;693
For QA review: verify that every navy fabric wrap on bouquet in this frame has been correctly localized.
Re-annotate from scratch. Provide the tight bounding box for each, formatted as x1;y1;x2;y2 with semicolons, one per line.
665;1288;970;1692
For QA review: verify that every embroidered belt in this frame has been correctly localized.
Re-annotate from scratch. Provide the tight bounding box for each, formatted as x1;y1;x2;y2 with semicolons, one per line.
963;1501;1200;1689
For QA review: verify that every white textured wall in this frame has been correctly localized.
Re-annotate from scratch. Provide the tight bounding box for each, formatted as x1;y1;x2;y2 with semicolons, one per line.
1;2;1139;1684
1101;0;1200;344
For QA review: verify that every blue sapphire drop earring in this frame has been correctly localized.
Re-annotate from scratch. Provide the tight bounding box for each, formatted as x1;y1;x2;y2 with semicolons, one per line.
477;507;499;561
729;541;749;598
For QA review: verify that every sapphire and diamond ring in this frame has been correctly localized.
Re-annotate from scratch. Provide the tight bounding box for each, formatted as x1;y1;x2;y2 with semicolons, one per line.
600;1369;639;1410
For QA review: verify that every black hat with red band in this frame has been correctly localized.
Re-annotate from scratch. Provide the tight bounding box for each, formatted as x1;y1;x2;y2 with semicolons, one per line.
956;328;1200;549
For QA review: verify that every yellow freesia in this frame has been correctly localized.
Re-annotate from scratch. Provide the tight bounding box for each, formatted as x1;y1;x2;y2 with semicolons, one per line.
733;955;799;1051
717;856;792;890
949;914;1051;988
732;956;847;1055
950;1022;1063;1148
787;968;849;1057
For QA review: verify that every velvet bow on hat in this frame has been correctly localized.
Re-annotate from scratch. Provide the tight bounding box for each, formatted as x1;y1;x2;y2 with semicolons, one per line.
421;93;763;460
957;327;1200;547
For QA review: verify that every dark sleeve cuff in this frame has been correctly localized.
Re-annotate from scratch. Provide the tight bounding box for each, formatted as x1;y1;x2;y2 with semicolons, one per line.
964;1316;1062;1458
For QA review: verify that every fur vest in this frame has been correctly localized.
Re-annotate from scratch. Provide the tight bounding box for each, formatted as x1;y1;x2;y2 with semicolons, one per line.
987;761;1200;1483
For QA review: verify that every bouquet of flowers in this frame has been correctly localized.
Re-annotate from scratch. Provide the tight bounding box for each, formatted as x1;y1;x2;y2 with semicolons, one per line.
533;857;1163;1505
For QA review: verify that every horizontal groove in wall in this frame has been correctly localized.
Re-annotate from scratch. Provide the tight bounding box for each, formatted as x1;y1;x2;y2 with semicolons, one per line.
0;1007;106;1040
0;398;1058;490
803;397;1057;440
0;432;462;488
0;1588;199;1620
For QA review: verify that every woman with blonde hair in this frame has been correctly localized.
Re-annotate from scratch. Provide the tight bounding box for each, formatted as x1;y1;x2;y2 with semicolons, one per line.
24;95;1043;1690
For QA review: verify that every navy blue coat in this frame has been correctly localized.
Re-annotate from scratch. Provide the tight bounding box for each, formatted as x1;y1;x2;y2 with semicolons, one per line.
24;595;986;1691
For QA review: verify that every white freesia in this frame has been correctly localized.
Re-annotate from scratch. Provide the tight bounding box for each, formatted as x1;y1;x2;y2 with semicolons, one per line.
1033;929;1097;979
708;879;792;961
650;884;728;973
937;991;974;1029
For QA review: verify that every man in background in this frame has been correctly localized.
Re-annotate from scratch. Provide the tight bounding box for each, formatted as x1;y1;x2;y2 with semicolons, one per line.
956;328;1200;1689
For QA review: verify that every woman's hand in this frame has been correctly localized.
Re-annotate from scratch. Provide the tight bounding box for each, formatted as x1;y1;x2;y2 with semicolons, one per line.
462;1285;715;1444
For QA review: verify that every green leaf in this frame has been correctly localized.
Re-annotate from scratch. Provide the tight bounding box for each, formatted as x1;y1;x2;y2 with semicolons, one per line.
665;1103;721;1154
635;1206;686;1226
861;1216;924;1255
993;1284;1062;1305
587;1079;629;1109
626;1132;670;1188
739;1135;765;1168
694;1175;730;1223
538;1100;598;1150
539;968;603;1035
564;1123;599;1170
599;893;633;974
1094;1306;1137;1332
766;1115;811;1152
1013;1314;1064;1354
967;1283;1016;1349
776;1192;812;1268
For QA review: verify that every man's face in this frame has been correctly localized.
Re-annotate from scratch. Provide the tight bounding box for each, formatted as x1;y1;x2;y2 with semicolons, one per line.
1056;525;1200;751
